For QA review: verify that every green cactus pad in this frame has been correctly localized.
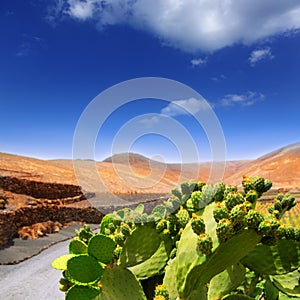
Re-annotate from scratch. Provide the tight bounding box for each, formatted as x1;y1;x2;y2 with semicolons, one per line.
88;234;116;264
271;269;300;297
152;205;167;219
101;266;147;300
129;239;172;280
208;263;246;300
176;222;260;298
66;285;101;300
52;254;76;270
163;258;179;300
119;224;161;267
134;203;144;214
185;285;208;300
69;238;88;254
241;239;300;275
67;255;104;284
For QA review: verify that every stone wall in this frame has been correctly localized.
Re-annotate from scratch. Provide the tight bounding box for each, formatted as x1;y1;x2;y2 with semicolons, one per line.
0;205;103;247
0;176;82;199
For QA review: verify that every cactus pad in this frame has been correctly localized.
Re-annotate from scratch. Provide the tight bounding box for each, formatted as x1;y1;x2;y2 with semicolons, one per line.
100;266;147;300
69;238;88;254
271;269;300;297
67;255;104;284
208;263;246;299
129;239;172;280
88;234;116;264
52;254;76;270
241;239;300;275
119;224;161;267
66;285;101;300
176;222;260;298
152;205;167;219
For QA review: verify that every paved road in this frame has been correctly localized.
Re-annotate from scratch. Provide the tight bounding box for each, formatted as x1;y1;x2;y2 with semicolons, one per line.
0;240;69;300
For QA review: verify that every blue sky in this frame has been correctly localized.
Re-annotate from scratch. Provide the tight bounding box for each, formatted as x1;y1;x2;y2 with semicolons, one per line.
1;0;300;163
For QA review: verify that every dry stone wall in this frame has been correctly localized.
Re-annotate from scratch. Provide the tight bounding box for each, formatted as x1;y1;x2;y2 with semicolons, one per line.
0;205;103;247
0;176;82;199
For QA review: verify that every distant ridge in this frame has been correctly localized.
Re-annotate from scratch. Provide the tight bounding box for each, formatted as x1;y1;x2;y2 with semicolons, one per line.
226;142;300;189
1;142;300;191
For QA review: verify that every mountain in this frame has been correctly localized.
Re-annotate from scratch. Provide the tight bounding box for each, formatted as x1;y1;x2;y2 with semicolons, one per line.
226;142;300;189
1;142;300;194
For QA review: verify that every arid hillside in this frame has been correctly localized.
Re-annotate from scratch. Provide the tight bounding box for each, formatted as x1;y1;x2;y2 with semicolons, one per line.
226;142;300;189
1;143;300;194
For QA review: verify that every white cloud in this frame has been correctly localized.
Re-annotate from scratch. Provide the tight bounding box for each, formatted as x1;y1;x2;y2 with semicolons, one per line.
48;0;300;52
220;91;265;106
68;0;95;20
191;57;207;67
161;97;210;117
248;47;274;66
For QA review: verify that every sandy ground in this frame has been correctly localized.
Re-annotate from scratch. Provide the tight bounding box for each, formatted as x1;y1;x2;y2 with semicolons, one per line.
0;240;69;300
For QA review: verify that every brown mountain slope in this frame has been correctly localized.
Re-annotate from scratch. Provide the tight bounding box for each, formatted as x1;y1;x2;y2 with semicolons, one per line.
0;153;75;184
1;143;300;195
226;142;300;189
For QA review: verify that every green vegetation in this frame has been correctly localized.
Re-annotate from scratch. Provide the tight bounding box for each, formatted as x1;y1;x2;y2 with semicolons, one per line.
52;176;300;299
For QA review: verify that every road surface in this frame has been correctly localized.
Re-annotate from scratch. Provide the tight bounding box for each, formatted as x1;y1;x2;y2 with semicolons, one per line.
0;240;69;300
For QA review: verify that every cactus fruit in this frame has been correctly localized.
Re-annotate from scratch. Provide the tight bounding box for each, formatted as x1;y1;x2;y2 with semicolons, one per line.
245;210;264;229
284;227;296;240
114;245;123;259
156;219;168;233
229;204;248;226
191;214;205;235
224;185;238;196
213;202;229;223
176;206;190;228
197;233;213;255
257;217;280;238
120;222;131;236
216;219;235;243
224;192;244;211
113;232;125;246
75;224;94;244
197;181;206;191
191;191;201;208
242;176;272;197
245;190;258;205
268;194;297;219
154;284;169;300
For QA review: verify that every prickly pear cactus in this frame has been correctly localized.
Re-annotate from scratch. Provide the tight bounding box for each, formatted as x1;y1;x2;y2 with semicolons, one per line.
52;176;300;300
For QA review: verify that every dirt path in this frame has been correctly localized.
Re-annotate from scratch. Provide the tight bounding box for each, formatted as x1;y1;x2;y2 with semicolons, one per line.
0;240;69;300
